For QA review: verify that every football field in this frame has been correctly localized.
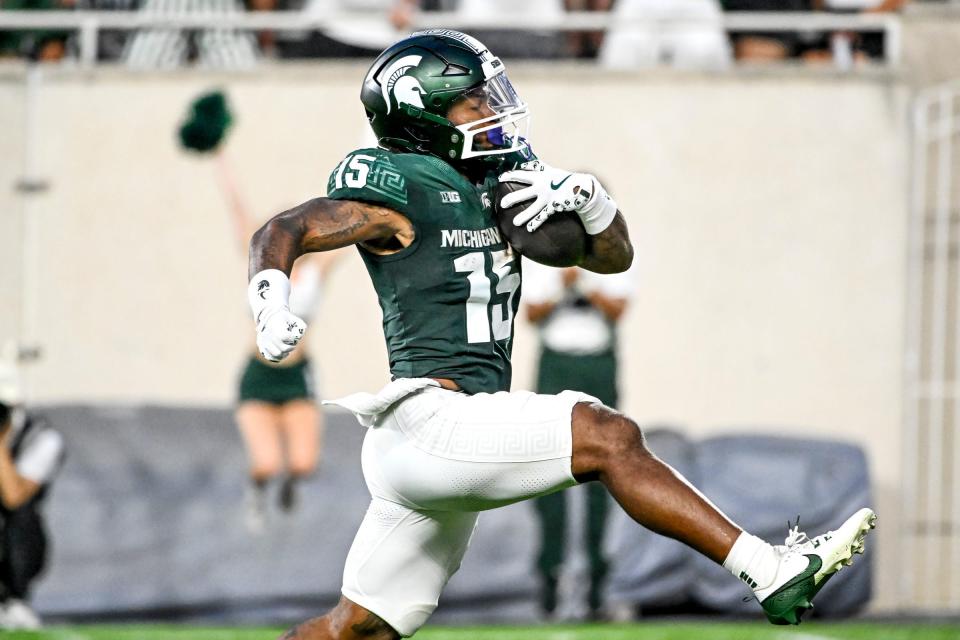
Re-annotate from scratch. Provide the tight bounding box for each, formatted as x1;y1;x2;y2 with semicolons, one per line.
5;622;959;640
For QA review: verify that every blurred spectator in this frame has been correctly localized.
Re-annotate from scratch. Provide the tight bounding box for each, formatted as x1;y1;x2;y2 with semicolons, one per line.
74;0;140;62
727;0;910;66
122;0;259;69
456;0;566;58
565;0;614;59
389;0;417;30
599;0;731;70
722;0;813;62
175;89;342;532
244;0;280;57
0;356;64;630
0;0;74;62
214;152;342;533
523;259;634;620
819;0;910;64
276;0;412;59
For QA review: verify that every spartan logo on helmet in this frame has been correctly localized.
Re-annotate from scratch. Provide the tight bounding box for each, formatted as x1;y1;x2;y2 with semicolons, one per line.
374;54;426;115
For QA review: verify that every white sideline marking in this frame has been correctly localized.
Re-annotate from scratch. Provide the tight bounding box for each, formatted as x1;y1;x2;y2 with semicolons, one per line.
45;632;91;640
778;633;837;640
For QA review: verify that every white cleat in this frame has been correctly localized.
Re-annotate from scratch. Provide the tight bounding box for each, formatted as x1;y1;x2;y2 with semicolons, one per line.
757;507;877;625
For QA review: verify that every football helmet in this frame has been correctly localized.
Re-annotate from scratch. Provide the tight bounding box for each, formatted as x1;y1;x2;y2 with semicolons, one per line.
361;29;530;171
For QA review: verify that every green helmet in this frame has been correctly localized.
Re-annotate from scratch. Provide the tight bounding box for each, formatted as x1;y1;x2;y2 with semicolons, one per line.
361;29;530;172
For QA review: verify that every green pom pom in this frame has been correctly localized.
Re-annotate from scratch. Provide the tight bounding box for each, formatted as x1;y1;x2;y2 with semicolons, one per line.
178;90;233;153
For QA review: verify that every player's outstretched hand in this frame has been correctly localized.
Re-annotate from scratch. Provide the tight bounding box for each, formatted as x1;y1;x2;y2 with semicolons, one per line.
248;269;305;363
256;307;306;362
498;161;601;233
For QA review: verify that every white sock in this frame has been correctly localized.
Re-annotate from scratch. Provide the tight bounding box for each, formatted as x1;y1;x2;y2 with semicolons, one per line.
722;532;780;590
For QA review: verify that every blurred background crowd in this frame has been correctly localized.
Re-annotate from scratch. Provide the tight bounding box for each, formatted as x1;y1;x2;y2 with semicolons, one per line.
0;0;914;67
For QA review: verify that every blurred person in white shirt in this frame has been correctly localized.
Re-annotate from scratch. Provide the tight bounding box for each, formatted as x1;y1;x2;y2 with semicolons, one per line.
0;357;64;630
523;258;635;619
599;0;731;70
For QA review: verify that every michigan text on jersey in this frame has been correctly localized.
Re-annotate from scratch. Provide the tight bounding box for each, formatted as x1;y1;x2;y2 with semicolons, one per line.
440;227;503;249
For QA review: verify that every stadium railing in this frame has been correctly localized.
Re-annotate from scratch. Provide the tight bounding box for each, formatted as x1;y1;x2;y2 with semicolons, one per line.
0;10;902;69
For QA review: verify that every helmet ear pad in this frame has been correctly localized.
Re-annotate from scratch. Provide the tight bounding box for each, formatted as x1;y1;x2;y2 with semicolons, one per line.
385;102;466;161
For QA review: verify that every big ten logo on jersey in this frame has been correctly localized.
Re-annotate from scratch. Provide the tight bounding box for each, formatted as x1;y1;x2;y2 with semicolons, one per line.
440;191;461;204
331;154;408;205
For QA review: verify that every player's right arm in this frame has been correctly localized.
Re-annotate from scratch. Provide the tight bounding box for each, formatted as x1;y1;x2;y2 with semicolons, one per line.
248;197;412;277
247;197;412;362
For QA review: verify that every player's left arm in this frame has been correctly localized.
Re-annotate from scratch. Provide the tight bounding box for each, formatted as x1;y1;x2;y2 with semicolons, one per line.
581;212;633;274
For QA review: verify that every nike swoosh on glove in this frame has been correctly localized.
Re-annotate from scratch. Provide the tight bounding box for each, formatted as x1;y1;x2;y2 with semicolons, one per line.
498;160;616;234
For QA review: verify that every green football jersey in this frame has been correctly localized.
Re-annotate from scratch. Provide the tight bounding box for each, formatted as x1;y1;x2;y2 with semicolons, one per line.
327;148;531;395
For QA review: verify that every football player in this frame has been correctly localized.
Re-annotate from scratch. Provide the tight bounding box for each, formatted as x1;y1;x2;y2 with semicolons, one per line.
247;29;876;640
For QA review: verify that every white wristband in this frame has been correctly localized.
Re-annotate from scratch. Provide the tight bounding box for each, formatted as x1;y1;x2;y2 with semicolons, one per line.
248;269;291;323
578;180;618;235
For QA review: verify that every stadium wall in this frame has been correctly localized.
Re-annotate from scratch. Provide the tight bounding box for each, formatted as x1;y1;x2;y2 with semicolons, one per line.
0;71;25;348
0;65;909;611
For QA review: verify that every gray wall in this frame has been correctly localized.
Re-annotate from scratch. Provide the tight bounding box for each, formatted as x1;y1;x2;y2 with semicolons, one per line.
0;69;26;347
34;406;544;624
33;407;872;624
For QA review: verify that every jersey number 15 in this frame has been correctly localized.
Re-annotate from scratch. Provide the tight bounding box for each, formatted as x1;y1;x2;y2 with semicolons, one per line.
454;249;520;344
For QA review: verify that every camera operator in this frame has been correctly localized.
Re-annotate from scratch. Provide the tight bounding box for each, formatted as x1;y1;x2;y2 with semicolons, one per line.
0;365;64;630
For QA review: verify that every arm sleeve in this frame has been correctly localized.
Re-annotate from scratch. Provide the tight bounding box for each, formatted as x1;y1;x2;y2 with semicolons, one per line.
326;149;410;211
16;429;64;485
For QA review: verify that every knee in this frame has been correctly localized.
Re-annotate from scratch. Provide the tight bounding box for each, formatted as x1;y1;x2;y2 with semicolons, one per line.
572;403;650;475
600;410;648;459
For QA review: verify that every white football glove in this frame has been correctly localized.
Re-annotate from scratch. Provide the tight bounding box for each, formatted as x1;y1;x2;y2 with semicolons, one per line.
498;160;618;235
248;269;306;363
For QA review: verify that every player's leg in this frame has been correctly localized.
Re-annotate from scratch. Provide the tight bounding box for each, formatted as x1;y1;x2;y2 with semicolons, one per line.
278;399;321;511
322;380;591;636
570;401;876;624
277;493;479;640
571;402;740;562
277;596;399;640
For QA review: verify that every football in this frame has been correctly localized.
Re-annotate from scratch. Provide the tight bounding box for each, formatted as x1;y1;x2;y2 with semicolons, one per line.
494;181;588;267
